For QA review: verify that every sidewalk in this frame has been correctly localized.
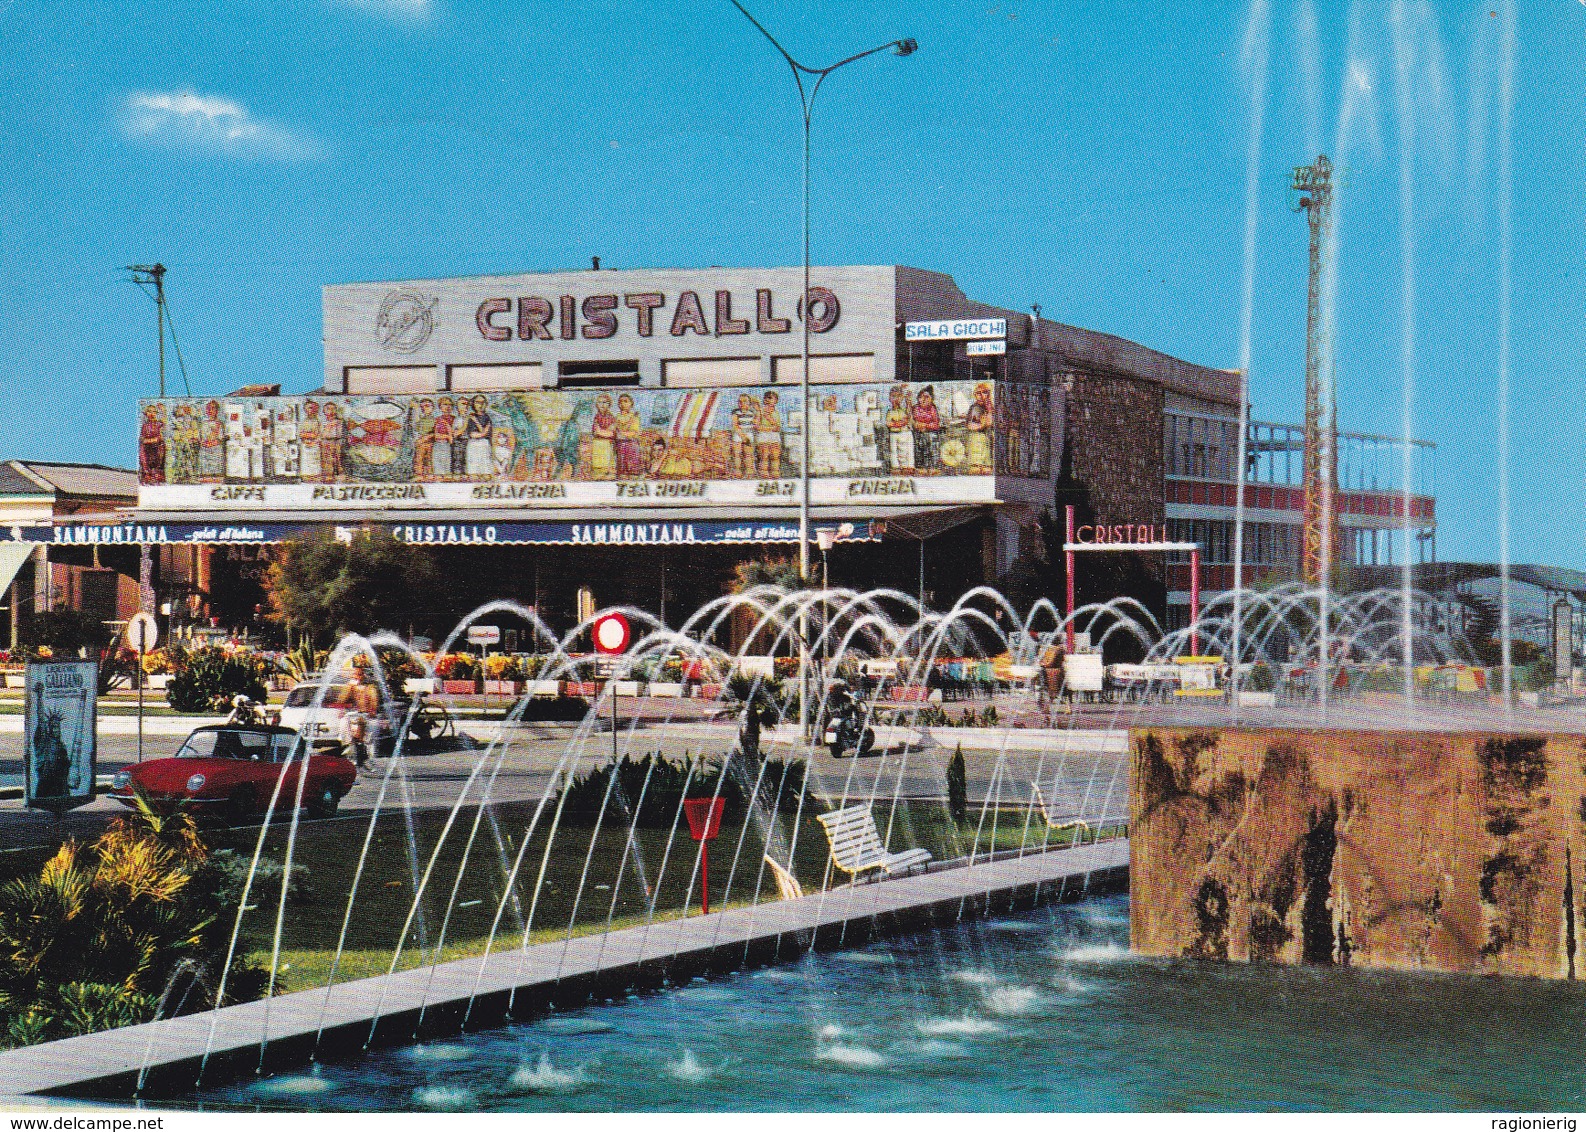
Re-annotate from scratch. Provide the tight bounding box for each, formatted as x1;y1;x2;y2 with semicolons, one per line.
0;713;227;735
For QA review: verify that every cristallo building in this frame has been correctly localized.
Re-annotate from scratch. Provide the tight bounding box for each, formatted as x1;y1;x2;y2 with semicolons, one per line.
2;264;1437;642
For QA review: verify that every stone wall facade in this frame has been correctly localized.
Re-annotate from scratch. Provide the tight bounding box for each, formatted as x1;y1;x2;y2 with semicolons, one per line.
1130;727;1586;979
1063;371;1166;584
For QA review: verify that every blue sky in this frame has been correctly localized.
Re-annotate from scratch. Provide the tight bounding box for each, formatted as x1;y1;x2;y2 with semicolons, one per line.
1;0;1582;567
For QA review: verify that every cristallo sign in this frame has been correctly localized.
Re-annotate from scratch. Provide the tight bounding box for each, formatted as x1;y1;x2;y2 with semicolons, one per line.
1073;522;1167;545
474;287;840;342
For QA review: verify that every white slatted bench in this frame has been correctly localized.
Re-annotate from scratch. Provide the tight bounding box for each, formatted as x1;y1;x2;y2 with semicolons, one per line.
815;803;933;882
763;854;805;900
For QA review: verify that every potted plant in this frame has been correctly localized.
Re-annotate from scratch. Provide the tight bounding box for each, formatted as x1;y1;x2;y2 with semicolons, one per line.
647;653;685;698
484;653;524;695
141;646;174;691
435;653;480;695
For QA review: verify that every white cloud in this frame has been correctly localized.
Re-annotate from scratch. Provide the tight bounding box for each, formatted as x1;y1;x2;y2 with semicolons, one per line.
122;90;320;161
334;0;433;23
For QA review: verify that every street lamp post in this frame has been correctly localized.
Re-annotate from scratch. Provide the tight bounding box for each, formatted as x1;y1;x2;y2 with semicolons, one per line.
727;1;916;740
816;526;837;670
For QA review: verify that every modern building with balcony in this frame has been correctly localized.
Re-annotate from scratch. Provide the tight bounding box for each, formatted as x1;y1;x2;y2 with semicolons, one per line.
1162;399;1437;629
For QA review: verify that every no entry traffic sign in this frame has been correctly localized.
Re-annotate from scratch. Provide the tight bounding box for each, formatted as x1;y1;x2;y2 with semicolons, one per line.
592;612;631;655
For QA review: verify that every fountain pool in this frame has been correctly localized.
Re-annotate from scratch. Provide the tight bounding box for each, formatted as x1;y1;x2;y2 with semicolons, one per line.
191;893;1585;1112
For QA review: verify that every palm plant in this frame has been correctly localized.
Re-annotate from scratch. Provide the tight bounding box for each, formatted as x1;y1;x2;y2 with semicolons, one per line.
0;800;267;1048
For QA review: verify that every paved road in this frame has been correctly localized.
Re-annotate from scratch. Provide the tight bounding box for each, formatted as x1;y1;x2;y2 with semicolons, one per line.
0;720;1129;851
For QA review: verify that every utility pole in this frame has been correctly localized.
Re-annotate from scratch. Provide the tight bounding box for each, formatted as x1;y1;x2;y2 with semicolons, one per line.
1290;157;1336;588
127;264;167;397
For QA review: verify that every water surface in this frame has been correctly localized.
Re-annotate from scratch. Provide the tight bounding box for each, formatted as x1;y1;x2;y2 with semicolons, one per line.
199;894;1585;1111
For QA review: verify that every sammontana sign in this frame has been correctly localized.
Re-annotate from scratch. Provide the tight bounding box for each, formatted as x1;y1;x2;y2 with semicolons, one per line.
0;520;878;547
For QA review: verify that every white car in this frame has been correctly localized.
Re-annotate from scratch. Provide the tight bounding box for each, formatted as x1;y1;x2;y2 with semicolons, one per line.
277;677;398;754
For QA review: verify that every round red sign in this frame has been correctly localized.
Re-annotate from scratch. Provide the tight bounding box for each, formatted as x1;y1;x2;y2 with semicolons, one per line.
592;612;631;655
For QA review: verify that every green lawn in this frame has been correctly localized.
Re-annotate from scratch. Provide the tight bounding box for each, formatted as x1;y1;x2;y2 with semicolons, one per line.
0;796;1120;1000
216;797;1116;996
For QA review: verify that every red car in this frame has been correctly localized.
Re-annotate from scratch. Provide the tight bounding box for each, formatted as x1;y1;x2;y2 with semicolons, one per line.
108;724;357;820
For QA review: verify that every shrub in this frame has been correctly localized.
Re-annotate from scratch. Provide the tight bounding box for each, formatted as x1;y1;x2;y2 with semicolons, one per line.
20;609;114;659
1245;662;1276;692
0;805;269;1048
434;653;479;681
558;752;807;827
279;641;327;683
1359;667;1403;693
166;647;270;713
373;646;424;687
485;654;523;680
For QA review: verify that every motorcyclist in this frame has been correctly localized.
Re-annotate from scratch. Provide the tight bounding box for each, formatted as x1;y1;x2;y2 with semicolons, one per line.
225;694;263;727
825;680;875;758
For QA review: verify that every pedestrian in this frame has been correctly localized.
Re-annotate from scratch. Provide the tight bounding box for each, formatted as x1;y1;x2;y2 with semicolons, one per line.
342;668;382;768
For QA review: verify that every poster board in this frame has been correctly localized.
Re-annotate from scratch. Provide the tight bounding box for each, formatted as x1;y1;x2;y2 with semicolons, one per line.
24;659;97;813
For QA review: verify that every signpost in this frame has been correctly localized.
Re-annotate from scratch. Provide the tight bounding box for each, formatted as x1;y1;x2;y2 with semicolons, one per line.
467;624;502;707
593;611;632;768
24;659;97;816
126;611;158;764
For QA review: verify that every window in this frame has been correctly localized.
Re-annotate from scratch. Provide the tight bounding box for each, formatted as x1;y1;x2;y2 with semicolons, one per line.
176;732;220;759
345;366;435;394
771;353;874;384
662;358;761;388
449;362;544;392
558;360;640;387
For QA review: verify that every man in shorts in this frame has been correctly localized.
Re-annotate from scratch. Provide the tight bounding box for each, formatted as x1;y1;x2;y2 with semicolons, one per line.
341;668;383;768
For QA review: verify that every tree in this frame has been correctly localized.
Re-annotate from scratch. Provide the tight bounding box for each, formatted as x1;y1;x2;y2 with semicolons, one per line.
265;528;438;643
946;743;967;824
725;673;785;761
19;609;114;659
730;556;803;593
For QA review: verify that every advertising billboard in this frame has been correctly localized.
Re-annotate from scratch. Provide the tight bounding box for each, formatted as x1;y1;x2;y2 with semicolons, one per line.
24;659;97;813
